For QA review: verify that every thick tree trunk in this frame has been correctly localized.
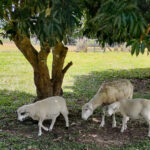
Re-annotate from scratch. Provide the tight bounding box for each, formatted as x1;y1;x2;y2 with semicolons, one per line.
13;34;53;99
13;34;72;100
52;42;73;95
33;44;53;99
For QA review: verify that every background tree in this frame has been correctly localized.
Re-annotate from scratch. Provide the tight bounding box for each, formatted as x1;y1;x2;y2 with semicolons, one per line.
0;0;82;100
82;0;150;55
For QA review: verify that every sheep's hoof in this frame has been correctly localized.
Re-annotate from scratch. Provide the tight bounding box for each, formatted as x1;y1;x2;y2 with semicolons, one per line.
49;128;52;132
44;127;49;131
38;133;42;136
112;124;117;128
100;123;104;127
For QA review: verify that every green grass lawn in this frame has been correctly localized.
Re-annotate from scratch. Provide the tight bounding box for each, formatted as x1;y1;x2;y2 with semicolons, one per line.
1;46;150;149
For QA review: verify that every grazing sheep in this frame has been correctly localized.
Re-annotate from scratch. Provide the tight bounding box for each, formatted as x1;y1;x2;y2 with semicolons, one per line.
107;98;150;137
17;96;69;136
82;79;133;127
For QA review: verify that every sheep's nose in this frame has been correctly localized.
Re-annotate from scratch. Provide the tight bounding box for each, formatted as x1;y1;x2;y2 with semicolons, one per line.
18;117;23;121
81;115;87;120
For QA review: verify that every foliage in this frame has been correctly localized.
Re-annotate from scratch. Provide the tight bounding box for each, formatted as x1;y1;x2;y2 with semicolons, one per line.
82;0;150;55
0;0;82;46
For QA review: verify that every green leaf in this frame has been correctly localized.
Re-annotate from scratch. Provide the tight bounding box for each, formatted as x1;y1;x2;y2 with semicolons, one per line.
129;15;134;34
141;42;145;54
133;23;139;36
122;13;126;26
126;40;134;47
136;44;140;56
135;42;140;56
139;23;146;34
131;43;136;55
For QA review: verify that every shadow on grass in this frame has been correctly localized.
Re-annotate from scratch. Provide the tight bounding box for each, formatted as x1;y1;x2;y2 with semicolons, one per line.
64;68;150;101
1;67;150;110
0;89;35;113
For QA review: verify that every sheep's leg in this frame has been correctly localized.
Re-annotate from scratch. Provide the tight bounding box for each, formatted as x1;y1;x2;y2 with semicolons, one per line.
121;116;129;132
38;120;43;136
112;113;117;128
41;124;48;131
142;110;150;137
49;115;58;131
62;112;69;128
147;120;150;137
100;107;106;127
124;117;129;130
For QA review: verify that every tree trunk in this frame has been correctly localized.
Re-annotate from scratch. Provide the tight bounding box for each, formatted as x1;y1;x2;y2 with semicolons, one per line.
52;42;73;96
33;44;53;99
13;34;72;100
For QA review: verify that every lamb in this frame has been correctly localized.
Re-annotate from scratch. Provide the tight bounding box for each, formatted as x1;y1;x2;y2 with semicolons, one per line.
17;96;69;136
82;79;133;127
107;98;150;137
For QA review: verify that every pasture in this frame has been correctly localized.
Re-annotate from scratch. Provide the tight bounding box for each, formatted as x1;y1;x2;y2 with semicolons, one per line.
1;43;150;149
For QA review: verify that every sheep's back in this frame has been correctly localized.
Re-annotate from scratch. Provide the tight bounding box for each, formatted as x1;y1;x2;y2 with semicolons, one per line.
34;96;67;114
98;79;133;104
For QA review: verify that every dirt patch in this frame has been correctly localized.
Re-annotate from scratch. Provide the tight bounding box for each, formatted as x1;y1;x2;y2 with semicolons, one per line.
53;112;149;149
1;110;149;149
131;78;150;94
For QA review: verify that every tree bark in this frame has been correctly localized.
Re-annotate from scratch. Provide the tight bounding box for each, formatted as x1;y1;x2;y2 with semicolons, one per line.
13;34;72;100
33;43;53;99
13;34;53;99
52;42;73;96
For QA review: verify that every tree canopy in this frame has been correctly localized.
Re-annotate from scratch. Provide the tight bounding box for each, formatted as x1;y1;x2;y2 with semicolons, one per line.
82;0;150;55
0;0;82;46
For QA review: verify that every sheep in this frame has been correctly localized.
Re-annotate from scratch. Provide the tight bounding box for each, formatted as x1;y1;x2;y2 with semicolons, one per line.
17;96;69;136
107;98;150;137
82;79;133;127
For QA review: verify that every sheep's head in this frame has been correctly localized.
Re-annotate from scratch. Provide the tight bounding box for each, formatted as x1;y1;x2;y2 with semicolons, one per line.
82;103;93;120
17;105;30;121
107;101;120;116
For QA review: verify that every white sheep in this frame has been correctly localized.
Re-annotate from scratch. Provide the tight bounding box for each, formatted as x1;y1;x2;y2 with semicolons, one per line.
107;98;150;137
17;96;69;136
82;79;133;127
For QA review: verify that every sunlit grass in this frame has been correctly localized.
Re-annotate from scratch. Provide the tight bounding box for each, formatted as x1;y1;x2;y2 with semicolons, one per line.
1;43;150;99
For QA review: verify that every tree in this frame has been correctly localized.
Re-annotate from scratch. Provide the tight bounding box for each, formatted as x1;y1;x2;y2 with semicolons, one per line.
82;0;150;55
0;0;82;100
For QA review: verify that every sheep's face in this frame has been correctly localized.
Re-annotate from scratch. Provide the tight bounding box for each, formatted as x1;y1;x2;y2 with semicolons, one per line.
82;103;93;120
108;102;120;116
17;105;29;121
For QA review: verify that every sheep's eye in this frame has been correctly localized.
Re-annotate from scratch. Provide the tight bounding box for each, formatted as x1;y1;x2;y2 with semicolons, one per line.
21;112;25;115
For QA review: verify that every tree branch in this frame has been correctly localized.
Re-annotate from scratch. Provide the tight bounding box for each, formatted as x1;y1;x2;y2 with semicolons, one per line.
62;61;73;74
13;33;38;68
40;42;51;53
140;25;150;41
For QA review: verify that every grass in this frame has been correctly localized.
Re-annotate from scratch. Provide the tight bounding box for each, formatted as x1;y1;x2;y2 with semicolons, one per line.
1;43;150;149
